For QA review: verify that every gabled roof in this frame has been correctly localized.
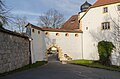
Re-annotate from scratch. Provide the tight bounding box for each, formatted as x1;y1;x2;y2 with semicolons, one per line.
92;0;120;8
25;23;42;30
61;15;79;30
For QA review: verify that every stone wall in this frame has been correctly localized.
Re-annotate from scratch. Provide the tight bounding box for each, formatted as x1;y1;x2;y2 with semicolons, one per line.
0;28;30;73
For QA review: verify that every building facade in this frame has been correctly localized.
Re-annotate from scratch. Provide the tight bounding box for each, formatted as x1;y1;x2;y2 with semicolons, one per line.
26;0;120;66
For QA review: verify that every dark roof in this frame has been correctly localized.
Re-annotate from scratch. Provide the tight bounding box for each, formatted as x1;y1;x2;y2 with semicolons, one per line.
92;0;120;8
61;15;79;30
25;23;42;30
81;1;92;12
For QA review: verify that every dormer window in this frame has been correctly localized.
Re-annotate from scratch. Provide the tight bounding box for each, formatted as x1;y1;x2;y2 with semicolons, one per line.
117;5;120;11
103;7;108;13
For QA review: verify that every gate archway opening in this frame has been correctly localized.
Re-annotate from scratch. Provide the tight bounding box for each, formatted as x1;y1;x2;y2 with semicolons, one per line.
46;45;62;62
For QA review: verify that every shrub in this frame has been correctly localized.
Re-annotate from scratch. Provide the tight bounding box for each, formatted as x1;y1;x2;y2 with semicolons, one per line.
98;41;115;66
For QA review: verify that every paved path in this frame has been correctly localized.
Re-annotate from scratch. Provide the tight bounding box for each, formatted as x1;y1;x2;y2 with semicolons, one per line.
0;62;120;79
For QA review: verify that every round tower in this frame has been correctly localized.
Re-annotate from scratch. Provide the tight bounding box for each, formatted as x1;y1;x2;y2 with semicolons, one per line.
80;1;92;12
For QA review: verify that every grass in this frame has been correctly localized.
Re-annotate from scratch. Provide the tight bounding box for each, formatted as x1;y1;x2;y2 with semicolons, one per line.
69;60;120;72
0;61;47;76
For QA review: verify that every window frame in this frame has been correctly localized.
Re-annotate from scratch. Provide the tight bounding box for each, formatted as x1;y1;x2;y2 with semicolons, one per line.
103;7;108;13
32;29;35;33
102;22;110;30
38;31;40;34
117;5;120;11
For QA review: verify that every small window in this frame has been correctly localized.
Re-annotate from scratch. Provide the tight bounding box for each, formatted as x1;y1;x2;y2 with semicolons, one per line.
117;5;120;11
56;33;60;36
45;32;49;35
65;33;69;37
86;27;88;30
32;29;35;33
38;31;40;34
103;7;108;13
102;22;110;30
75;34;78;37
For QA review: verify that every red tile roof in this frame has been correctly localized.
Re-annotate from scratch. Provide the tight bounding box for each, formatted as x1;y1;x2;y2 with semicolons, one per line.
92;0;120;8
25;23;82;33
61;15;79;30
42;27;82;33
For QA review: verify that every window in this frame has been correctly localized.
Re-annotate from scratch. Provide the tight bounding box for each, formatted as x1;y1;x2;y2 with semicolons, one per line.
86;27;88;30
75;34;78;37
38;31;40;34
56;33;60;36
45;32;49;35
32;29;35;33
65;33;69;37
103;7;108;13
102;22;110;30
117;5;120;11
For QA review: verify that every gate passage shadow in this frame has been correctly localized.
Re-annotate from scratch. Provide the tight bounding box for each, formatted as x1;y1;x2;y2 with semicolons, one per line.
48;53;59;62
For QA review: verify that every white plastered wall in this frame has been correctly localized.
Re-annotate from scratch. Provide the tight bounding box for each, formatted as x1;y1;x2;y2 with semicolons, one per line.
80;3;120;65
44;31;83;60
31;29;47;63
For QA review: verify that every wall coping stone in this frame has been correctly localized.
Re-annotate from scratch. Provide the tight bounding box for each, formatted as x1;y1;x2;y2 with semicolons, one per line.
0;28;29;39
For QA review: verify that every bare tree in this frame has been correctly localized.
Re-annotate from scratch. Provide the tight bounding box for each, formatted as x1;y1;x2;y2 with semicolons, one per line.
109;10;120;53
0;0;13;29
14;16;28;33
89;6;120;65
38;9;64;28
0;0;7;28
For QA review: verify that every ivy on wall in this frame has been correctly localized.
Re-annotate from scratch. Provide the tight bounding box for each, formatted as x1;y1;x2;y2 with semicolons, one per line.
98;41;115;66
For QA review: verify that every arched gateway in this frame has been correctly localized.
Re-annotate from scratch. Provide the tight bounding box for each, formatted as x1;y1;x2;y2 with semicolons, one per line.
46;45;62;62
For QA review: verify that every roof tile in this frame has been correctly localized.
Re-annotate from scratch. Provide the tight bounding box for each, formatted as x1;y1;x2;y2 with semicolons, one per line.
92;0;120;7
61;15;79;30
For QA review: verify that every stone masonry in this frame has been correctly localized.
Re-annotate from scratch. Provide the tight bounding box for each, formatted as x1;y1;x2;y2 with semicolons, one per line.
0;28;30;73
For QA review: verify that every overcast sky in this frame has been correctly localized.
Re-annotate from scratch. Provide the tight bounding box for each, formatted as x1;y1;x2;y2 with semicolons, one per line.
5;0;96;25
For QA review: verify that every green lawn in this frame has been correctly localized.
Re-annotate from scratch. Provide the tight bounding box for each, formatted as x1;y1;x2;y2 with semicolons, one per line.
69;60;120;72
0;61;47;76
